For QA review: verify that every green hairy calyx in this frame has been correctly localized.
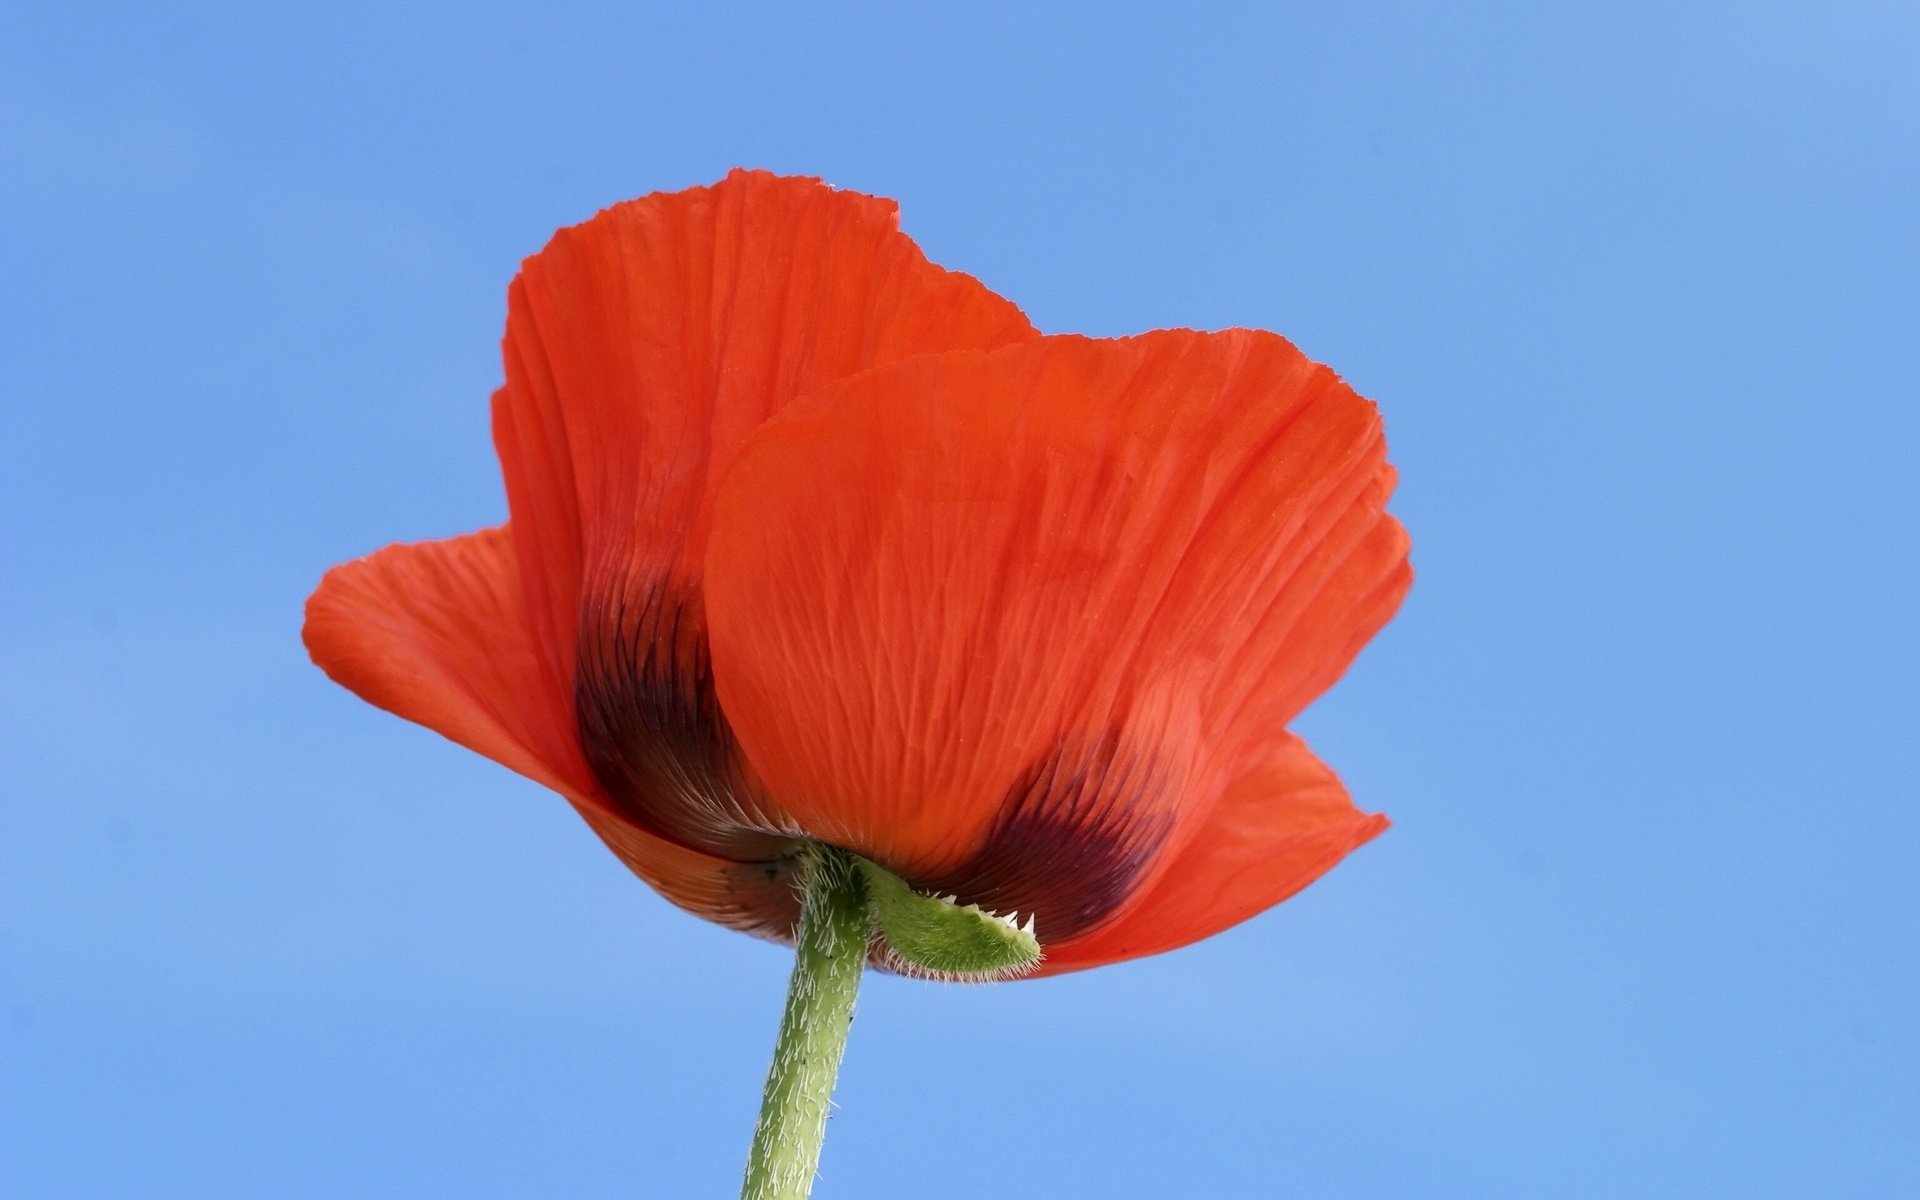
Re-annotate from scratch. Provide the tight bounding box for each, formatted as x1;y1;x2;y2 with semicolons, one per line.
856;856;1043;981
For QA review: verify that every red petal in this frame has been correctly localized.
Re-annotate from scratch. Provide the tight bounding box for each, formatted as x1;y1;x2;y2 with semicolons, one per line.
491;169;1036;856
705;331;1409;950
302;527;799;936
1033;734;1387;975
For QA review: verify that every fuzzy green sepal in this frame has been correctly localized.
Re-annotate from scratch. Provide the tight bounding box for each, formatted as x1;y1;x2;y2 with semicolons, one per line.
855;856;1042;981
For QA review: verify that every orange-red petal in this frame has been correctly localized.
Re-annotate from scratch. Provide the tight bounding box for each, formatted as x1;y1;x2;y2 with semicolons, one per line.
303;526;582;796
301;527;798;936
490;169;1037;858
705;331;1409;955
1032;734;1387;975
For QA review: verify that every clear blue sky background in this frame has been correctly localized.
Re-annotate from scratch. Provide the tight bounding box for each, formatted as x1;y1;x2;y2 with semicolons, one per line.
4;3;1916;1196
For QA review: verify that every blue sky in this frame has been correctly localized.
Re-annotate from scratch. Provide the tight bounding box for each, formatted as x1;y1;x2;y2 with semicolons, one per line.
4;2;1916;1196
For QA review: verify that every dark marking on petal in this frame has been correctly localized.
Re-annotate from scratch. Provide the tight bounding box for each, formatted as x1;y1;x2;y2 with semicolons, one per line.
579;805;805;943
574;576;792;860
915;729;1178;944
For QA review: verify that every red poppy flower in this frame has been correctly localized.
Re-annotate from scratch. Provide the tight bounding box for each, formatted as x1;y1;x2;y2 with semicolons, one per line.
304;169;1410;977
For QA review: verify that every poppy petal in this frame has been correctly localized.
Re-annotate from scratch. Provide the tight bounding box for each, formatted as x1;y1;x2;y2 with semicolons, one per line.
492;169;1037;859
1030;734;1387;975
302;527;799;936
304;526;582;798
705;331;1408;953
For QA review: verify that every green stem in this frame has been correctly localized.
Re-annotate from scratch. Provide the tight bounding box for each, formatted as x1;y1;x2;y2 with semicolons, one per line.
740;844;869;1200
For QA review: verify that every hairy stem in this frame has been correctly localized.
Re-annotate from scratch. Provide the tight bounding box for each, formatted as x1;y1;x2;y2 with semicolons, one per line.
740;844;868;1200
